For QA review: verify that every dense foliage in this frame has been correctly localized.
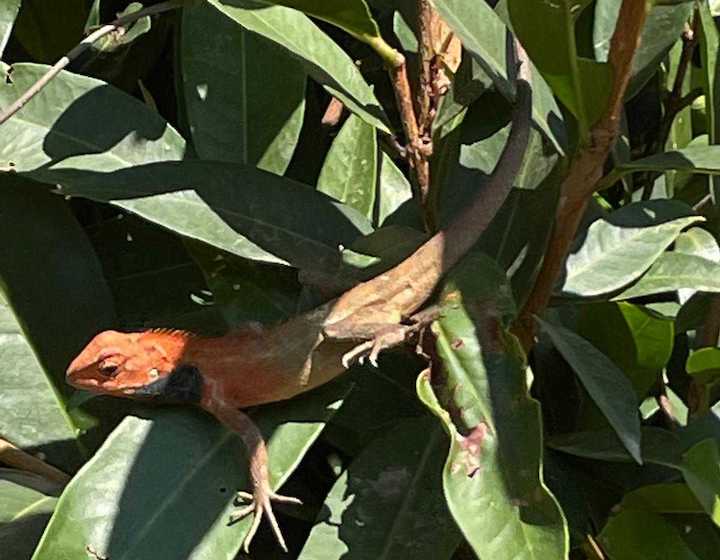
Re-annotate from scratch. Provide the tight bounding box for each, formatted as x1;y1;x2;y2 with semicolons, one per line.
4;0;720;558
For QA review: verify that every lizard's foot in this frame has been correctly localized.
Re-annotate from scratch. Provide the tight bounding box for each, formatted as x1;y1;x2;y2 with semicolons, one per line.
230;487;302;553
341;324;411;368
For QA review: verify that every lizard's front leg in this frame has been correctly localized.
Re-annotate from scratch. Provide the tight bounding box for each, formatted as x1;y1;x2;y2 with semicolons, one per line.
205;401;301;553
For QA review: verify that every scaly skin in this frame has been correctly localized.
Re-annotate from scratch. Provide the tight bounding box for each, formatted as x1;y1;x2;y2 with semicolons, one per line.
66;58;532;553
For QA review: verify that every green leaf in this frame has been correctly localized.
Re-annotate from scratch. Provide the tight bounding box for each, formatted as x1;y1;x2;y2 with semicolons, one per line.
417;254;568;559
0;0;20;58
680;439;720;527
619;483;704;514
599;510;702;560
376;152;412;225
24;160;374;273
431;0;567;153
31;381;349;560
577;302;674;398
594;1;693;98
0;64;186;173
687;347;720;384
538;319;642;464
0;470;58;560
247;0;380;39
0;177;115;469
508;0;611;138
614;252;720;300
548;427;683;467
699;1;720;143
607;146;720;184
298;417;461;559
317;114;377;220
181;1;306;173
13;0;89;63
208;0;389;132
559;201;703;297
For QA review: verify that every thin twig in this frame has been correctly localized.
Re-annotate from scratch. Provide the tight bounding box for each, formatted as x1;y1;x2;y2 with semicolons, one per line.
514;0;650;351
416;0;434;132
0;0;184;126
0;437;70;485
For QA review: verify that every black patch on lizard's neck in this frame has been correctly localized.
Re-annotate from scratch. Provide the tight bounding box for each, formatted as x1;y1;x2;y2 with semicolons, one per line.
134;364;203;404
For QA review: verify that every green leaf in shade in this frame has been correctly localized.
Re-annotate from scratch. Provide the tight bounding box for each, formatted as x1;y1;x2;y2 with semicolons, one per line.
619;483;704;515
24;160;373;273
0;0;20;58
317;113;377;220
680;439;720;527
298;417;461;559
0;470;59;560
476;186;559;307
598;510;702;560
0;64;186;173
577;302;674;399
31;381;349;560
0;177;115;470
614;252;720;300
417;254;568;559
376;152;413;225
594;1;693;98
209;0;389;132
699;1;720;143
13;0;89;63
538;319;642;464
559;201;703;297
548;427;683;468
508;0;611;138
606;146;720;185
181;2;305;173
687;347;720;384
248;0;380;40
430;0;567;153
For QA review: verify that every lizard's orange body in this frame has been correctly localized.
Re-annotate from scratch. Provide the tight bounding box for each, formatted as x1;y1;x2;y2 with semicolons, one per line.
66;61;532;553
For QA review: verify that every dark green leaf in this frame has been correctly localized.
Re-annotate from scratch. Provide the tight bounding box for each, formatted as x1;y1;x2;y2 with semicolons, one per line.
680;439;720;527
298;417;461;559
431;0;567;153
182;1;306;173
376;152;412;225
317;114;377;220
686;347;720;384
208;0;389;132
508;0;611;138
619;483;704;514
577;302;674;398
14;0;88;63
0;177;115;469
599;510;702;560
32;381;349;560
538;319;642;463
24;160;373;273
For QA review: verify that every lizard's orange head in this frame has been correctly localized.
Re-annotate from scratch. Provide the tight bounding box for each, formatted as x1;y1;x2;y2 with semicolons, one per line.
66;329;193;398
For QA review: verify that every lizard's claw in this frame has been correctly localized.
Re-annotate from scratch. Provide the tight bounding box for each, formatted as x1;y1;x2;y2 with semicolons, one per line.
341;325;411;368
230;486;302;553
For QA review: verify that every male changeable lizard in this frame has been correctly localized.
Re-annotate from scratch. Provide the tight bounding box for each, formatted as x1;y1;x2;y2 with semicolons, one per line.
66;51;532;554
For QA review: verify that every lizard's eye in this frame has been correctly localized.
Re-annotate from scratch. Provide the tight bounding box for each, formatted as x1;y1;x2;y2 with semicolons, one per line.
98;361;120;377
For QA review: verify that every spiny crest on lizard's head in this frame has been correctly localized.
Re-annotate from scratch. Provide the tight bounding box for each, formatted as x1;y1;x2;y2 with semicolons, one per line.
66;329;195;398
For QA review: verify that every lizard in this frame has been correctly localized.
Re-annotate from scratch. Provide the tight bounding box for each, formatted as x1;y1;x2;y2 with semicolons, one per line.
66;46;532;554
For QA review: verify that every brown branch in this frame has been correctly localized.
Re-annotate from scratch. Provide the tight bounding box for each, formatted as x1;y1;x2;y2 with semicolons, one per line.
417;0;434;133
0;0;183;126
514;0;650;351
321;96;345;128
388;56;432;221
0;437;70;485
